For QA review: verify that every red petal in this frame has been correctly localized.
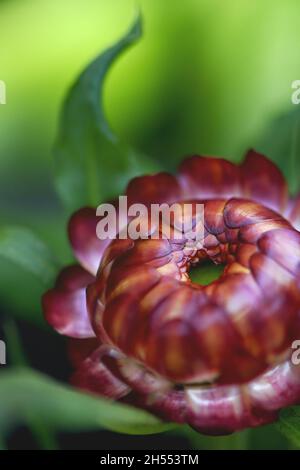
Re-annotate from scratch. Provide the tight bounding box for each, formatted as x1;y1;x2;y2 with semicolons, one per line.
68;207;111;275
286;194;300;230
117;357;171;395
126;172;181;206
224;198;283;229
145;288;203;382
67;338;99;368
258;228;300;276
144;389;187;424
240;150;288;212
186;385;274;435
42;265;95;338
178;156;241;199
71;346;130;399
248;360;300;411
250;253;296;293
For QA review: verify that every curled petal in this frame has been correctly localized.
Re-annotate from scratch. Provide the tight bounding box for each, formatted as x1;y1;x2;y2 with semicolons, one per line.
258;228;300;276
42;265;95;338
71;346;130;399
67;338;99;367
117;357;171;395
240;150;288;212
250;253;297;293
126;172;182;206
178;155;241;199
286;194;300;230
186;385;275;435
223;198;284;229
144;389;187;424
68;207;111;275
248;360;300;411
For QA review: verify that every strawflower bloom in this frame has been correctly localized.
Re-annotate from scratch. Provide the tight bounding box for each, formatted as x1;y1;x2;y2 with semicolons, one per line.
43;150;300;435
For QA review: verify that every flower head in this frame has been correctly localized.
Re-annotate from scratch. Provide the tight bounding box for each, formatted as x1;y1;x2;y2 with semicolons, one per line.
43;150;300;435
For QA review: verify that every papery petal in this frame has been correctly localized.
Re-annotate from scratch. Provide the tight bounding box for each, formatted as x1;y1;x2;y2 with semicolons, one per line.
67;338;99;367
102;268;161;349
68;207;111;275
186;385;274;435
117;356;171;395
258;228;300;276
145;389;187;424
240;150;288;212
42;265;95;338
146;318;196;382
250;253;296;293
223;198;283;229
105;265;161;303
178;156;241;199
286;194;300;230
114;239;172;268
239;219;291;244
248;360;300;410
126;172;182;206
71;346;130;399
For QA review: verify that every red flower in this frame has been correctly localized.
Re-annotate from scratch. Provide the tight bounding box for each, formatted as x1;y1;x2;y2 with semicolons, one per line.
42;150;300;435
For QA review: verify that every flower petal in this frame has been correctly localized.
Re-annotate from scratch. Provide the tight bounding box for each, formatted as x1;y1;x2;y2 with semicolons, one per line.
178;155;241;199
42;265;95;338
286;194;300;230
71;346;130;399
248;360;300;411
67;338;99;367
126;172;182;206
240;150;288;212
224;198;283;229
68;207;111;275
144;389;187;424
186;385;274;435
258;228;300;276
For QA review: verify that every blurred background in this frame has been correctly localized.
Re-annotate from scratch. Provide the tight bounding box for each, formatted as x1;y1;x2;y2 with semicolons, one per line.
1;0;300;449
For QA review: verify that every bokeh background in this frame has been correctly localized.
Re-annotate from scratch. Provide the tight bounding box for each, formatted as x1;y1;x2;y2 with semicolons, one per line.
1;0;300;450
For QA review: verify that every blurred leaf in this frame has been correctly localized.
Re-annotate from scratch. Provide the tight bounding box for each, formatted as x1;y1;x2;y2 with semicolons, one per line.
184;420;292;450
184;425;249;450
0;226;58;287
3;318;27;367
256;108;300;195
0;368;175;437
54;12;159;212
248;423;292;450
2;321;58;449
278;407;300;448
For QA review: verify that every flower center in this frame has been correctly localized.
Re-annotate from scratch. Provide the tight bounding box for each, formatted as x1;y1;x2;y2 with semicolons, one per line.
189;260;225;286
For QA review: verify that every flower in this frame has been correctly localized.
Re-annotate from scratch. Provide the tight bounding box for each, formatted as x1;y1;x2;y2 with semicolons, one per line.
42;149;300;435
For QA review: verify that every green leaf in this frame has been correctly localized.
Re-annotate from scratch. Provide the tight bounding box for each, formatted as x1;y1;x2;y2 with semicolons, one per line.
256;108;300;195
184;426;250;450
0;226;58;286
0;368;175;437
277;407;300;448
54;12;159;211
